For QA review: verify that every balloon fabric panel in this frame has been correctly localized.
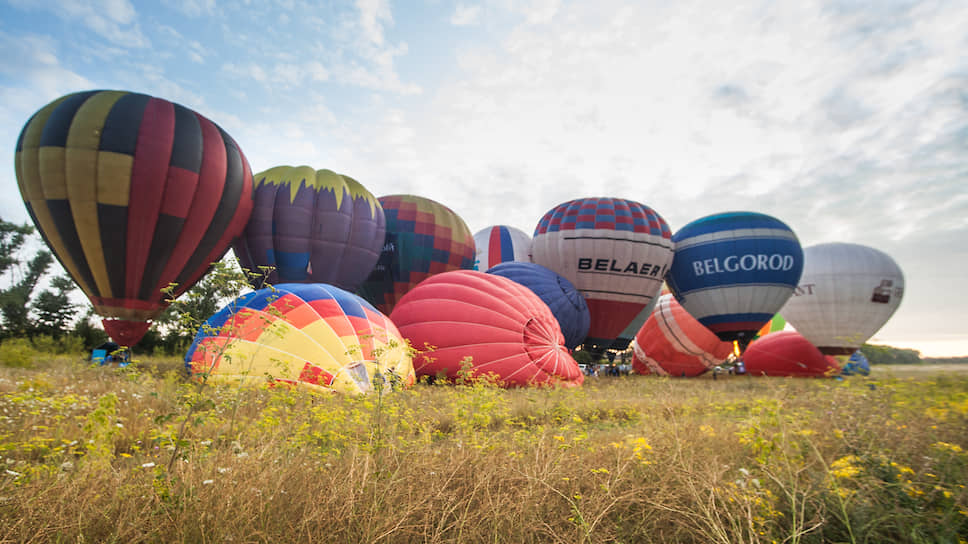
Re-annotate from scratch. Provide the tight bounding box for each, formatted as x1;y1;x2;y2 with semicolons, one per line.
473;225;532;271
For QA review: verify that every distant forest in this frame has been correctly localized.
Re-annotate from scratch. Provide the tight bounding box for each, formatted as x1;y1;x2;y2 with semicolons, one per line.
860;344;968;365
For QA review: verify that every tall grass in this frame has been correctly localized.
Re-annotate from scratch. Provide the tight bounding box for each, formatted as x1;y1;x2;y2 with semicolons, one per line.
1;356;966;543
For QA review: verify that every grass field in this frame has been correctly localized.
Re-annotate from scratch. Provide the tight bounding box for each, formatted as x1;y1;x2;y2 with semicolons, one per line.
1;356;966;543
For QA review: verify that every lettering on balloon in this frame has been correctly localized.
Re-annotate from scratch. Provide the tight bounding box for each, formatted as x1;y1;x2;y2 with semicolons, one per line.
871;279;894;304
578;258;665;277
690;254;796;276
792;283;816;296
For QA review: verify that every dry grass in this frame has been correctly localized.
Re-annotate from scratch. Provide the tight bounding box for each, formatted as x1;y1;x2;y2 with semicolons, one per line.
1;355;966;543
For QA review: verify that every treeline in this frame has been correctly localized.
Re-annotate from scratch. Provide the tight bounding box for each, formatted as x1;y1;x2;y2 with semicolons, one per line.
0;217;244;358
859;344;923;365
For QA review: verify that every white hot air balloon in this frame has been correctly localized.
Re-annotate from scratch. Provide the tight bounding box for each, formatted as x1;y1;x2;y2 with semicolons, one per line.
473;225;533;271
780;242;904;355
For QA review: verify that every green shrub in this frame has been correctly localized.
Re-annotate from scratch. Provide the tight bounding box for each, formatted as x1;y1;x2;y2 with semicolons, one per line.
0;337;37;367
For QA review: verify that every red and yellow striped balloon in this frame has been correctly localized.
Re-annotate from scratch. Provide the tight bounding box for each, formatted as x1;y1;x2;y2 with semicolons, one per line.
15;90;253;345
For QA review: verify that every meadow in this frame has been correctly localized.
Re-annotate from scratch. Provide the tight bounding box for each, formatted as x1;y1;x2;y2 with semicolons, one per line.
1;355;966;543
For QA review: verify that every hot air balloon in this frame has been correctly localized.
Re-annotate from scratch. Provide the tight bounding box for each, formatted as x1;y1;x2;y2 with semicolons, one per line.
630;294;733;377
531;197;673;351
486;261;590;349
473;225;532;271
611;283;671;351
389;270;584;387
185;283;414;395
666;211;803;348
15;90;253;346
779;243;904;355
742;331;840;377
755;314;787;338
357;195;475;314
232;166;385;291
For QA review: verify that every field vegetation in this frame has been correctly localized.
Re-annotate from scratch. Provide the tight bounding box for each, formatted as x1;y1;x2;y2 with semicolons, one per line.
1;352;966;543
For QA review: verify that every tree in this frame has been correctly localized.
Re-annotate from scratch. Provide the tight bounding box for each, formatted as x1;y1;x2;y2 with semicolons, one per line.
155;258;254;352
32;275;78;337
0;218;53;338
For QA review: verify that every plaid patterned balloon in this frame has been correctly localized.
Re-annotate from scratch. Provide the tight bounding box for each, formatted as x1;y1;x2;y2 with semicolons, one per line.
357;195;476;314
534;197;671;237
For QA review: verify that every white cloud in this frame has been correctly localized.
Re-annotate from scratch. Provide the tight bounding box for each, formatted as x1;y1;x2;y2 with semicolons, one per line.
356;0;392;46
162;0;217;17
451;3;481;26
10;0;152;48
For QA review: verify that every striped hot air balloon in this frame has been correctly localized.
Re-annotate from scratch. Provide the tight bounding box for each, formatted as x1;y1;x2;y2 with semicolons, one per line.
630;294;733;377
232;166;385;291
185;283;414;395
531;197;673;351
666;211;803;348
15;90;253;346
473;225;532;271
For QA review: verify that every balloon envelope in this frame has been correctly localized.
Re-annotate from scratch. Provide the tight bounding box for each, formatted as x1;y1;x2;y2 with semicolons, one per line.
358;195;475;314
487;261;590;349
233;166;385;291
666;211;803;345
780;243;904;355
742;331;840;377
473;225;533;271
15;90;253;345
630;294;733;377
389;270;584;387
531;197;673;350
185;283;414;395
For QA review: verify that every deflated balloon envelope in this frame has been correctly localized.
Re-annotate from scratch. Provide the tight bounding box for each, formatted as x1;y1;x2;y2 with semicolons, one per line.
779;242;904;355
487;261;590;349
531;197;673;351
358;195;476;314
15;90;254;346
630;294;733;377
742;331;840;378
473;225;533;271
389;270;584;387
233;166;385;292
666;211;804;346
185;283;415;395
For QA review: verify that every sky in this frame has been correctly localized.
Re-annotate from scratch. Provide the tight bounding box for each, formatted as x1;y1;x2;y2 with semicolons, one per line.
0;0;965;356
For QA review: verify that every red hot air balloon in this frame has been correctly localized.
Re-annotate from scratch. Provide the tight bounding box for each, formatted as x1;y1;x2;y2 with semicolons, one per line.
630;294;733;377
389;270;584;387
742;331;840;377
15;90;253;346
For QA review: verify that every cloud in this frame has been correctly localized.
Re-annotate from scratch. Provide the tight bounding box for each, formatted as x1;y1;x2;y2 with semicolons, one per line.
451;3;481;26
162;0;216;17
356;0;392;46
8;0;151;48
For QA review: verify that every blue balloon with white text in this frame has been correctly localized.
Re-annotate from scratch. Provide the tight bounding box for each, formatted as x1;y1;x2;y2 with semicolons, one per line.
666;211;803;345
